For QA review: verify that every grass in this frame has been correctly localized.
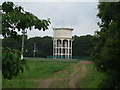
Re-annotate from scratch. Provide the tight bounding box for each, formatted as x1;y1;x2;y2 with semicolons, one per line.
2;58;105;88
0;71;2;89
2;58;73;88
79;64;106;88
17;60;72;79
25;57;81;63
3;79;38;88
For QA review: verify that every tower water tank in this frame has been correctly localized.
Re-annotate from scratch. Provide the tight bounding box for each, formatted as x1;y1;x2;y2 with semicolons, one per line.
53;28;73;59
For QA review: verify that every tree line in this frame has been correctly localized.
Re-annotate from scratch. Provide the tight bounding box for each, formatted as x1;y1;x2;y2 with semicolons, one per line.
2;35;95;58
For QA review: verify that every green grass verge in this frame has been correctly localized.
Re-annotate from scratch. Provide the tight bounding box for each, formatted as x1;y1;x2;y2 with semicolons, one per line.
79;64;106;88
2;59;72;88
17;60;72;79
2;79;37;88
2;58;105;88
0;71;2;89
25;57;81;63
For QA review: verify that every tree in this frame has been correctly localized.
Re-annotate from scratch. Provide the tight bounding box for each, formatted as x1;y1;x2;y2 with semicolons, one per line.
2;1;50;79
91;2;120;88
2;36;22;50
73;35;95;57
3;35;95;58
24;36;52;58
2;2;50;38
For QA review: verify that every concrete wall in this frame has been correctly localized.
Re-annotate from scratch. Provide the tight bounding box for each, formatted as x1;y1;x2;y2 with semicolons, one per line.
53;28;73;39
53;28;73;59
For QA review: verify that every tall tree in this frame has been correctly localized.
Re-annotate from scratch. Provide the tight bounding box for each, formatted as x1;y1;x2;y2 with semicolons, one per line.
73;35;95;57
2;1;50;79
91;2;120;88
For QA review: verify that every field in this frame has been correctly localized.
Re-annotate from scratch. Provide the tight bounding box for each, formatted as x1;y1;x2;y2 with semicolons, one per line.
2;58;105;88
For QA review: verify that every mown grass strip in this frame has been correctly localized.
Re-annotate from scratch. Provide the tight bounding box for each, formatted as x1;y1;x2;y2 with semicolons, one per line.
25;57;82;63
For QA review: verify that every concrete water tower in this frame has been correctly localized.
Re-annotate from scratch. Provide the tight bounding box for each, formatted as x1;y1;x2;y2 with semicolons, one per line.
53;28;73;59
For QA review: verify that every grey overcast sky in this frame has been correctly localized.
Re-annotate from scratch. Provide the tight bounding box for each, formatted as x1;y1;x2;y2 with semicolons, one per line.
1;2;100;38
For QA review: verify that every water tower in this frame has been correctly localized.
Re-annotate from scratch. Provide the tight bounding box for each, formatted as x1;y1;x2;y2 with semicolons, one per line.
53;28;73;59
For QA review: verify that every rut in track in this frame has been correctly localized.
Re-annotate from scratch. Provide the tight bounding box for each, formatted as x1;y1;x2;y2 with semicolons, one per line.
39;61;92;88
68;64;87;88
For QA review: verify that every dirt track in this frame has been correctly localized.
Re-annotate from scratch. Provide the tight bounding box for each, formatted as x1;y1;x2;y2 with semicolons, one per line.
39;60;92;88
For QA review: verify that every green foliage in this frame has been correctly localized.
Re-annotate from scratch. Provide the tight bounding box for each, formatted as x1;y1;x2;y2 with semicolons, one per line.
2;1;50;38
2;36;22;50
91;2;120;88
24;36;52;58
0;5;2;34
3;35;95;58
1;1;50;80
73;35;95;57
2;47;28;79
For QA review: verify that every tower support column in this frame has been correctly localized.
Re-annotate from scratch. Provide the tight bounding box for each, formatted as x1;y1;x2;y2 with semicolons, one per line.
53;28;73;59
67;39;70;59
61;39;63;59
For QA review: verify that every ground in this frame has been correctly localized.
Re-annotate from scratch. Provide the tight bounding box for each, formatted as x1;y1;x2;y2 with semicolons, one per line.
2;58;105;88
39;61;91;88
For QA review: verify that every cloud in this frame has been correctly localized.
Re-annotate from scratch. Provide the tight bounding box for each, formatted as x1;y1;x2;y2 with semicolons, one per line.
1;0;98;3
10;2;100;38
